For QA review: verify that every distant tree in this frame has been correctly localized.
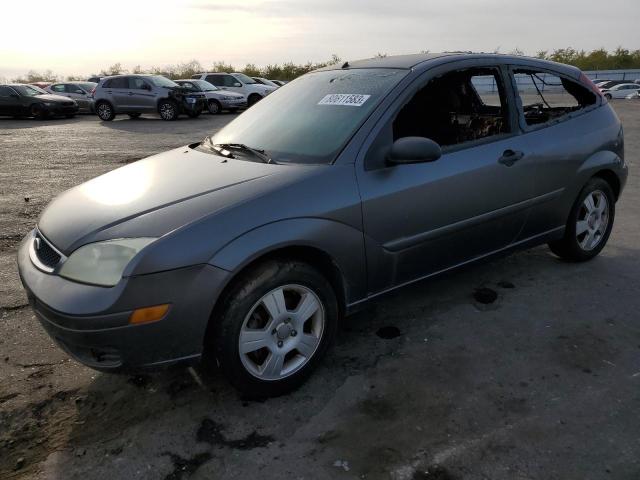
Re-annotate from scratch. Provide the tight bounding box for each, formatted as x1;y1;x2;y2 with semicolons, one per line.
100;63;126;75
11;69;59;83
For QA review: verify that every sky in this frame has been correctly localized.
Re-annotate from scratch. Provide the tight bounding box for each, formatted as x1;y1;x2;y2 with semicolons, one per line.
1;0;638;80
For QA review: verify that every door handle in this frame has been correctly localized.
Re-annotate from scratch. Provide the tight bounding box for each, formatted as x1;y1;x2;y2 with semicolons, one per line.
498;149;524;167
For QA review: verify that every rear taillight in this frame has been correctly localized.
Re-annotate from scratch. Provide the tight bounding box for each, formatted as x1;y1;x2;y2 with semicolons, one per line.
90;87;96;97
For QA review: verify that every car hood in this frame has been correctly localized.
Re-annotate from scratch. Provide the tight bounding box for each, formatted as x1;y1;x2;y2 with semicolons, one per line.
36;94;74;103
37;145;299;254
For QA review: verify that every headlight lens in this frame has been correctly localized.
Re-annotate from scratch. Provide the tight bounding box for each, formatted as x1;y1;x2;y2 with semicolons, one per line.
59;238;155;287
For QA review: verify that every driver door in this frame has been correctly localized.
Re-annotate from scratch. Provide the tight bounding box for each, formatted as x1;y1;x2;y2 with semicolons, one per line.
357;62;535;293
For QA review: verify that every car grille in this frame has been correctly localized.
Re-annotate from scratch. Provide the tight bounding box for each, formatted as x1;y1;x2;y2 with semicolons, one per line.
34;231;62;268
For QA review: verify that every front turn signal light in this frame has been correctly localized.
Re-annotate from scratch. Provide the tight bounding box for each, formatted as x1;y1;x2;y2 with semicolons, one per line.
129;304;170;324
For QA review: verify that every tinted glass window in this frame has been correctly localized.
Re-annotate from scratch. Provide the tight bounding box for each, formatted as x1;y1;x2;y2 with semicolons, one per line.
51;84;66;92
513;70;597;126
106;77;129;89
0;86;15;97
177;81;198;91
393;67;510;147
65;84;85;93
129;77;149;89
148;76;178;88
233;73;256;84
209;69;407;164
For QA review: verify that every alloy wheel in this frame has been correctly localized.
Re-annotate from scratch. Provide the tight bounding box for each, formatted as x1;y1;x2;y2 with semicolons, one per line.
576;190;609;251
238;284;324;381
159;103;176;120
97;103;111;120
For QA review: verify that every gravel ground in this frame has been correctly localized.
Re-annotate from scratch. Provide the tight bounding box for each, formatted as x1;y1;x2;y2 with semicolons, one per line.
1;102;639;480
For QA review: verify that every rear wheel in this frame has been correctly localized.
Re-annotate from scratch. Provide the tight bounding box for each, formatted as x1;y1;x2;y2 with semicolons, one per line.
127;112;141;119
208;259;338;398
604;93;612;100
207;100;221;115
548;177;615;262
96;101;116;121
158;100;178;121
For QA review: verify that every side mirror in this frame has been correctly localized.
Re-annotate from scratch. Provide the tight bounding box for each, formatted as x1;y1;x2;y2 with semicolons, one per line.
387;137;442;165
233;82;242;87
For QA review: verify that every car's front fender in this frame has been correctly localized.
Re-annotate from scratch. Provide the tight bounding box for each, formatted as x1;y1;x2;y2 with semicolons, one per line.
208;218;367;306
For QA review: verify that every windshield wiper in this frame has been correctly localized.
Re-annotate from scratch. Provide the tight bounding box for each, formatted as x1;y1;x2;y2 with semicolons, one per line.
214;143;274;164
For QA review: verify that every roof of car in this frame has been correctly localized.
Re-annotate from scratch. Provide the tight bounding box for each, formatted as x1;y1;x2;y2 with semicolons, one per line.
317;52;582;78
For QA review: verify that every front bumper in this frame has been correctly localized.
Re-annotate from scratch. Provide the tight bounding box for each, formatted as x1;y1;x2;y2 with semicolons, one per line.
182;97;206;113
17;233;230;371
44;103;79;116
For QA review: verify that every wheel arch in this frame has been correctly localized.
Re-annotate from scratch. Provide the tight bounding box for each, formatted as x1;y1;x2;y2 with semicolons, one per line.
592;169;621;200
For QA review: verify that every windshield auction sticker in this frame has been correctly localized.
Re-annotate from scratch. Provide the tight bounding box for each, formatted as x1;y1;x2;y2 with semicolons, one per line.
318;94;371;107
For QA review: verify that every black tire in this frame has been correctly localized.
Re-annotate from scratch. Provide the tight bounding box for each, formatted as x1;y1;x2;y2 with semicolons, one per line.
208;259;338;398
158;100;179;121
605;93;612;100
207;100;221;115
127;113;141;119
30;104;47;119
548;177;615;262
96;101;116;121
247;94;262;107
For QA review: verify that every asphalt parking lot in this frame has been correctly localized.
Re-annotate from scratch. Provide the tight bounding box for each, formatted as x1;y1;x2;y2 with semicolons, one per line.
1;102;639;480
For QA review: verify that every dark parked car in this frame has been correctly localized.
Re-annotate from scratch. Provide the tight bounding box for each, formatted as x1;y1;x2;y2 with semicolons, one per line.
93;75;206;121
18;53;627;397
0;84;79;118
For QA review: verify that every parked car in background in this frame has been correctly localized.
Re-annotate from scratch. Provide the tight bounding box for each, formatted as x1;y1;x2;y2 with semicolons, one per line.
626;90;640;100
601;83;640;99
0;84;78;118
174;79;246;114
46;82;97;113
191;72;276;106
252;77;280;88
87;76;103;84
17;53;627;397
93;74;206;121
270;80;287;86
596;80;628;90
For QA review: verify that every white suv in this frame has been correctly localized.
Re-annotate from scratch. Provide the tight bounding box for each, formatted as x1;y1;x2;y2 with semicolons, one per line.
191;72;276;106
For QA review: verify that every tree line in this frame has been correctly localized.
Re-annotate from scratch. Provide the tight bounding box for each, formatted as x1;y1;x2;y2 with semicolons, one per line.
9;48;640;84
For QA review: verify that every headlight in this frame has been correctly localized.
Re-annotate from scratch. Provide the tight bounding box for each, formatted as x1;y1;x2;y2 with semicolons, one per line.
43;102;55;107
59;238;155;287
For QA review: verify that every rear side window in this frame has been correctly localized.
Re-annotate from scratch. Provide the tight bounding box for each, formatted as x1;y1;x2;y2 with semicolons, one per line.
51;84;65;93
512;69;597;126
205;75;223;86
129;77;148;89
104;77;128;89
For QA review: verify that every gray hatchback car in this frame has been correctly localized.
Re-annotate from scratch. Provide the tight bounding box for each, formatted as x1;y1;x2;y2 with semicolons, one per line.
18;53;627;397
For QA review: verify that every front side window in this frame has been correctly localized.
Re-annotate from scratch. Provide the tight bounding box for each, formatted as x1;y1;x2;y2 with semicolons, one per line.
147;76;178;88
0;86;15;97
393;67;510;147
129;77;149;90
208;68;408;164
51;84;65;93
512;69;596;126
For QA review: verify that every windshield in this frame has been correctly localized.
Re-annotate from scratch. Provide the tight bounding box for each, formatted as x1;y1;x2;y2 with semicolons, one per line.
148;76;179;88
233;73;257;84
13;85;46;96
209;68;407;164
194;80;218;91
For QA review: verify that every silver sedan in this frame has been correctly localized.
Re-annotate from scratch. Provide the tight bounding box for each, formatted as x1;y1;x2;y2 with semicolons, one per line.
46;82;97;113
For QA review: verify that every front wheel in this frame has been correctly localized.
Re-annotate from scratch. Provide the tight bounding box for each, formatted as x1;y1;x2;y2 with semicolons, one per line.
158;100;179;121
247;94;262;107
605;93;612;100
208;259;338;398
207;100;221;115
548;177;615;262
30;104;47;119
96;101;116;121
